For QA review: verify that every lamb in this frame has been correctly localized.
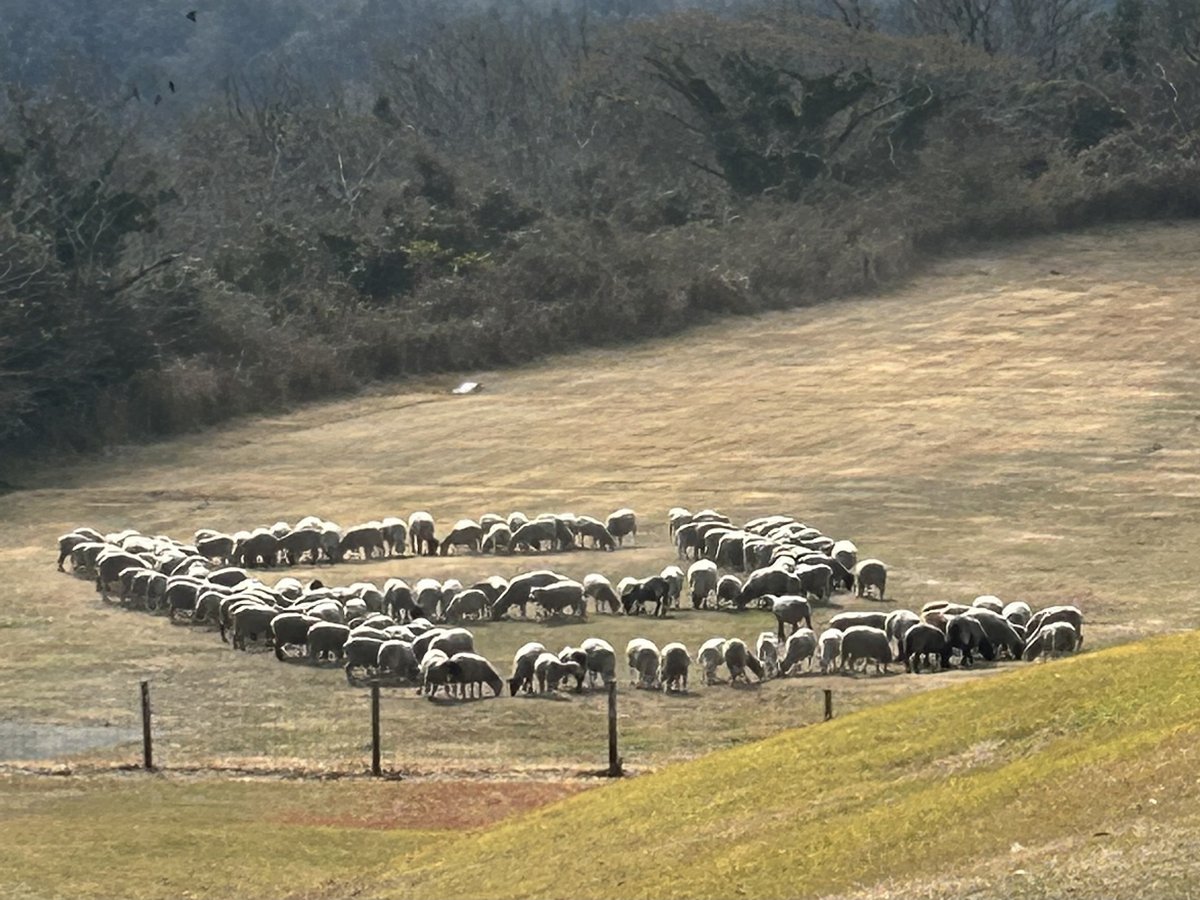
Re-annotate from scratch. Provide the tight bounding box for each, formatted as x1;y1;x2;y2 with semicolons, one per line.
580;637;617;687
450;652;504;698
696;637;727;685
854;559;887;600
771;595;813;640
839;625;892;674
897;623;948;673
509;642;547;695
535;652;583;693
780;628;818;675
626;638;661;688
606;508;638;546
723;638;764;683
659;642;691;692
583;574;621;615
755;632;781;678
686;559;719;609
818;628;843;674
1022;621;1080;661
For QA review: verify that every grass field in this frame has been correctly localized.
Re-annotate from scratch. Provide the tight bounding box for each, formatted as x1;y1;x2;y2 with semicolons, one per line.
2;219;1200;897
3;221;1200;777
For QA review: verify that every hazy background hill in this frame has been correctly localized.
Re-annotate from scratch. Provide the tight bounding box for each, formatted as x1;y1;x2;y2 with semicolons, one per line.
2;0;1197;461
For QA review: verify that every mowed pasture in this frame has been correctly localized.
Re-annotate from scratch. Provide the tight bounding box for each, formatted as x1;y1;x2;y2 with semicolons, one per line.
2;222;1200;775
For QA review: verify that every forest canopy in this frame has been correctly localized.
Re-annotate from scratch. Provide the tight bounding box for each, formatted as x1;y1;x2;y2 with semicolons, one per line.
3;0;1200;457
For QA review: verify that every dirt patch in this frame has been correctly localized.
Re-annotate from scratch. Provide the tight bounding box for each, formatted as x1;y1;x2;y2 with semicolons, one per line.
273;779;596;830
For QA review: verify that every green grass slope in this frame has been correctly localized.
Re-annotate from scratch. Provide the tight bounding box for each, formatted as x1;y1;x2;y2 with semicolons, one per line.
382;632;1200;900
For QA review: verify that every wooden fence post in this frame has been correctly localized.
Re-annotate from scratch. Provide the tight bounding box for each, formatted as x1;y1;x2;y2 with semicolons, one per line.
140;680;154;770
607;680;623;777
370;682;382;776
824;688;833;721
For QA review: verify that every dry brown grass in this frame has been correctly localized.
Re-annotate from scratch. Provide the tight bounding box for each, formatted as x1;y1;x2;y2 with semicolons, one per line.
1;221;1198;775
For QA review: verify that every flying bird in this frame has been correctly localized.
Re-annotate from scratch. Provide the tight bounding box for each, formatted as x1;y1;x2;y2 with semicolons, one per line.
154;94;162;106
186;10;197;21
169;81;176;93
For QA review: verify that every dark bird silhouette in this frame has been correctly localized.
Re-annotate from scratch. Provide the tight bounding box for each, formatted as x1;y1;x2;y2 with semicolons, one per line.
131;85;141;102
186;10;197;21
154;94;163;106
169;81;176;93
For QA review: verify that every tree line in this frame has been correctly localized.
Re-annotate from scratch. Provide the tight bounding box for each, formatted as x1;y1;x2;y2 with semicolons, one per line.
3;0;1200;460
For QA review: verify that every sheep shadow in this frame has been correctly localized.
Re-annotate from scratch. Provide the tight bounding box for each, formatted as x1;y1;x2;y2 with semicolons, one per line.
513;692;574;702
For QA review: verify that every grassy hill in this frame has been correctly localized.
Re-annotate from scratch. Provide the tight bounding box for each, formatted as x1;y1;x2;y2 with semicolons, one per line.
379;631;1200;900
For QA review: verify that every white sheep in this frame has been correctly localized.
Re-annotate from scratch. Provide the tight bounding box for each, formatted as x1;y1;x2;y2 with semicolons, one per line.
659;642;691;692
695;637;727;685
818;628;843;674
780;628;818;675
755;632;781;679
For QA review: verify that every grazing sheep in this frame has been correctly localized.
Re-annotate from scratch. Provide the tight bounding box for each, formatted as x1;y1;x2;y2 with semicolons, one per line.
558;647;590;691
621;576;671;617
507;511;529;532
451;652;504;698
606;508;638;546
828;611;888;633
420;650;460;698
716;575;742;608
1022;621;1080;661
771;595;813;640
659;643;691;692
510;519;560;553
343;635;386;683
945;614;995;667
491;570;568;619
885;610;921;654
898;623;948;673
696;637;727;684
796;563;834;605
964;608;1026;659
626;638;661;688
738;566;801;609
376;639;419;681
478;512;505;532
234;530;279;569
414;578;443;619
307;621;352;663
722;638;764;683
839;625;893;675
830;539;858;577
1002;601;1033;627
339;525;386;562
411;628;448;662
440;519;483;555
95;549;147;601
408;511;438;557
579;637;617;687
470;576;509;605
270;612;318;660
428;627;475;658
854;559;887;600
675;523;701;560
380;517;408;557
535;652;583;693
509;641;548;695
1025;606;1084;650
583;574;621;615
818;628;843;674
755;632;781;678
780;628;818;675
530;580;587;619
575;517;617;551
660;565;685;608
228;603;278;651
668;507;693;539
480;523;513;554
687;559;719;609
442;588;489;622
972;594;1004;613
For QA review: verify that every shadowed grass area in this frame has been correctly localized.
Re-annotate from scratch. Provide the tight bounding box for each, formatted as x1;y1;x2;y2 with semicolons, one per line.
377;631;1200;900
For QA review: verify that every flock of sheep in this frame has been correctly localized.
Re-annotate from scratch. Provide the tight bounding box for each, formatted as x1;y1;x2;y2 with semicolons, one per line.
55;506;1085;700
159;508;641;568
